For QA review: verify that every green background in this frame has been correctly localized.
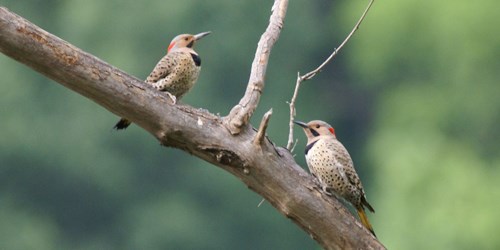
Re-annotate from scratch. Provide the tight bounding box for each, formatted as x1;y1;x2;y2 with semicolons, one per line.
1;0;499;249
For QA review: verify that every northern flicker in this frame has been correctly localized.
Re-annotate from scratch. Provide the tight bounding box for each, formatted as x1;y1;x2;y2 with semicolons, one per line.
114;31;211;130
294;120;376;236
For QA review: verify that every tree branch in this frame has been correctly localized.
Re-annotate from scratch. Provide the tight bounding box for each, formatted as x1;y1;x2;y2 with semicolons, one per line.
253;109;273;146
287;0;375;150
0;5;384;250
224;0;288;135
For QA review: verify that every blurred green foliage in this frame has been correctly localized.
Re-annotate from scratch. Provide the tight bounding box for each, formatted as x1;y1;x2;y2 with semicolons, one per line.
1;0;499;249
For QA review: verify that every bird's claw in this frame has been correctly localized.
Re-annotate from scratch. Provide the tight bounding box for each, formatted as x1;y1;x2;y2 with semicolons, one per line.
312;177;333;196
166;92;177;104
322;186;333;196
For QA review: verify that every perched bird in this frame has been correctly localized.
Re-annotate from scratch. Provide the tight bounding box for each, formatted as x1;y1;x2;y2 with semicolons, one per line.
114;31;211;130
294;120;376;236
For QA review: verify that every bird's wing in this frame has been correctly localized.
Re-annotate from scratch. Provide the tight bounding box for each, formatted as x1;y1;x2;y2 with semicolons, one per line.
345;167;361;189
333;141;362;188
145;54;172;84
149;52;193;92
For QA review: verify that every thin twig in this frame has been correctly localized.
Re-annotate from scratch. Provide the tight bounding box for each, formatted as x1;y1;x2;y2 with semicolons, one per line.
286;73;302;150
254;109;273;146
286;0;374;150
290;139;298;153
257;198;266;207
302;0;374;81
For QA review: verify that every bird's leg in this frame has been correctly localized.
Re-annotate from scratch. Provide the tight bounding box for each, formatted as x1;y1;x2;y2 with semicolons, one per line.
151;79;177;104
165;91;177;104
312;176;334;196
322;186;344;202
152;78;166;91
322;186;334;196
312;176;321;187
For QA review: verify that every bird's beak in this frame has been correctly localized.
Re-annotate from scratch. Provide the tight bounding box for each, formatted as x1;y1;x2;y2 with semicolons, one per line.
293;120;308;128
194;31;211;41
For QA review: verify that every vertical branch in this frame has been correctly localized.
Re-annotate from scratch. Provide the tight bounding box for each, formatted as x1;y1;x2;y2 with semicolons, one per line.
224;0;289;135
286;73;302;150
286;0;375;150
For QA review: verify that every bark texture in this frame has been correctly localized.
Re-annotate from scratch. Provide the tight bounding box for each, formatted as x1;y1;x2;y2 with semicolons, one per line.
0;5;385;250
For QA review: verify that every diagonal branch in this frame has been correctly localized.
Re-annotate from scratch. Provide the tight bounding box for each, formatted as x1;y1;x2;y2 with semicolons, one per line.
286;0;375;150
224;0;288;135
302;0;374;81
0;6;384;250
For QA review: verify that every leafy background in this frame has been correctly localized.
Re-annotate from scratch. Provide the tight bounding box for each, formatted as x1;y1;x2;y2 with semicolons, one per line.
1;0;499;249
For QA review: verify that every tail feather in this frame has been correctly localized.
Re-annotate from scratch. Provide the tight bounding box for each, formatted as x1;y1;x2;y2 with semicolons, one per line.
357;207;376;237
114;118;131;130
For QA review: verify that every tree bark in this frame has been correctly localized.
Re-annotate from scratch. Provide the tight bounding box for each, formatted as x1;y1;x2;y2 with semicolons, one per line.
0;5;385;250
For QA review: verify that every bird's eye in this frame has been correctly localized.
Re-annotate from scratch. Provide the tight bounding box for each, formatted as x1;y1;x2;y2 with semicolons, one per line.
315;125;320;128
184;37;189;41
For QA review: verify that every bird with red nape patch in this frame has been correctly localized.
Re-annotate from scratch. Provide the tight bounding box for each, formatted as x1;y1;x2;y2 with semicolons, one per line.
294;119;376;237
114;31;210;130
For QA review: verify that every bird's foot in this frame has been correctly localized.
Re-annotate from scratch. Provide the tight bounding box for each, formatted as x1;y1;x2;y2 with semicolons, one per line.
312;177;321;187
165;92;177;104
322;186;334;196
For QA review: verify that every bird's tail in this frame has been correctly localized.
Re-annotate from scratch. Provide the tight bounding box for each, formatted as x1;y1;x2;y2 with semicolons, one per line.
356;206;376;237
113;118;131;130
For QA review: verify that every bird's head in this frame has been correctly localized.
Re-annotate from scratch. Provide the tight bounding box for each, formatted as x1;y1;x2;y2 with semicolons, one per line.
294;120;336;142
167;31;211;53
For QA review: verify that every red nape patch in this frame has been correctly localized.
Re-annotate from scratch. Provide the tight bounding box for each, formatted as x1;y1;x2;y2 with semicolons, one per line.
329;127;335;135
167;42;175;52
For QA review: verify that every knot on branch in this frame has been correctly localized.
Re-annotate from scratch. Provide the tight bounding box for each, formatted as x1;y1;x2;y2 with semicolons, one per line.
225;82;263;135
16;26;80;66
202;147;246;168
252;80;264;93
224;105;252;135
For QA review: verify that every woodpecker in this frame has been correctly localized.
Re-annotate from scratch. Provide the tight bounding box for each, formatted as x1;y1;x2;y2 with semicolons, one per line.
294;120;376;236
114;31;211;130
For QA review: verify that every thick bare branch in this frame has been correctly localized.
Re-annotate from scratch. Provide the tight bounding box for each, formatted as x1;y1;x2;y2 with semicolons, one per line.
0;6;384;249
224;0;288;135
287;0;375;150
